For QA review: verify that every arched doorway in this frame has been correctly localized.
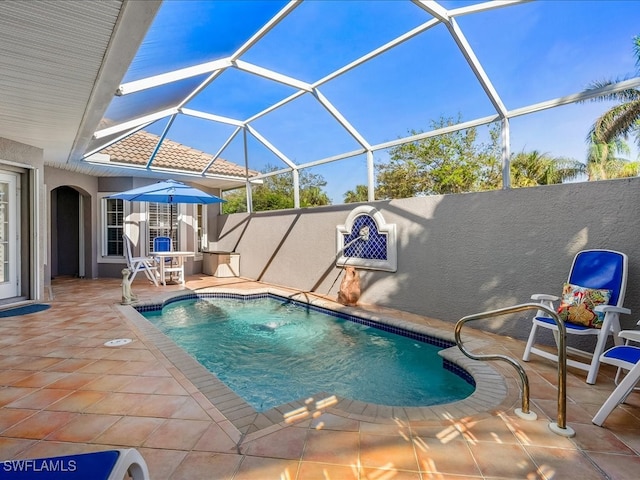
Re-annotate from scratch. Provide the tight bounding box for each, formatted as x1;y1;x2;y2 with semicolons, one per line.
50;186;91;279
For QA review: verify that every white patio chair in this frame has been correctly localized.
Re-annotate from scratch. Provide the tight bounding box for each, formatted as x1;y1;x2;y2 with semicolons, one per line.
123;234;159;286
523;249;630;384
592;324;640;426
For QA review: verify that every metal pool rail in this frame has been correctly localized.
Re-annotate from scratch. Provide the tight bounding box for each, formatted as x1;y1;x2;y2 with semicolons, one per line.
455;303;575;438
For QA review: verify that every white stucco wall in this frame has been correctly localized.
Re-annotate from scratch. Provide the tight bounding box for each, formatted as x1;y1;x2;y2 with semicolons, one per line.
214;177;640;343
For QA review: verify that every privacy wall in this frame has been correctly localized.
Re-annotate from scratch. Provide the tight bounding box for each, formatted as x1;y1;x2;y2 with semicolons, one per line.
214;177;640;342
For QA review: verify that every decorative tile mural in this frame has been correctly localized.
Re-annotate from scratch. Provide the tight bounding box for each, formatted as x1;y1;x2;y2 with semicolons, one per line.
336;206;397;272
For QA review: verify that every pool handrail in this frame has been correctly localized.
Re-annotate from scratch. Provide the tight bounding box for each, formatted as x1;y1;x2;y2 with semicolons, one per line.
455;302;575;438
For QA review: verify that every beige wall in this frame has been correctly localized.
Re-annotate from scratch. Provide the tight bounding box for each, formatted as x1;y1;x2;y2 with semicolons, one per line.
214;177;640;342
0;137;45;301
44;167;99;280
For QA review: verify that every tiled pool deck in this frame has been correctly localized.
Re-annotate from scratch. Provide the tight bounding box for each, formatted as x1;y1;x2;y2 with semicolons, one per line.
1;275;639;479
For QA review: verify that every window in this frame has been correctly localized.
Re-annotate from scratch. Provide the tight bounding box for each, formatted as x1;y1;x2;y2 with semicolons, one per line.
104;198;124;256
196;204;207;253
148;202;178;252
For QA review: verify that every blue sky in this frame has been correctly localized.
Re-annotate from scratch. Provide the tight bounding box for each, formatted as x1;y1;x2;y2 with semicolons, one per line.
110;0;640;203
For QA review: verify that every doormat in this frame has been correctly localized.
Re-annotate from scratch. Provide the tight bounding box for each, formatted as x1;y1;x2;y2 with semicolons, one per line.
0;304;51;318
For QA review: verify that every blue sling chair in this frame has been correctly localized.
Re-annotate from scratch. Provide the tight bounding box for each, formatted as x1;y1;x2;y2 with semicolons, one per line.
522;249;630;384
153;236;172;255
0;448;149;479
592;323;640;426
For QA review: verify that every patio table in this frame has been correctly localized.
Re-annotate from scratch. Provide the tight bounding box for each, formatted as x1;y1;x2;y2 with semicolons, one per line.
151;251;194;285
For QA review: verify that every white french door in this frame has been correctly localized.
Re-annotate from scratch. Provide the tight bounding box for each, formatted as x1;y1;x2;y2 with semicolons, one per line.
0;171;19;299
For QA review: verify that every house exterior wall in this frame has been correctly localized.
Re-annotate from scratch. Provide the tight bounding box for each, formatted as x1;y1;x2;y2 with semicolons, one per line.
96;177;219;278
0;137;46;301
214;177;640;342
45;167;99;280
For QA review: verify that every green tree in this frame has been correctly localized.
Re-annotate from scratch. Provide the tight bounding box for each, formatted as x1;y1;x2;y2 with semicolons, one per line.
510;150;586;187
584;35;640;176
586;137;638;180
222;187;248;213
375;116;501;199
223;165;331;213
343;184;370;203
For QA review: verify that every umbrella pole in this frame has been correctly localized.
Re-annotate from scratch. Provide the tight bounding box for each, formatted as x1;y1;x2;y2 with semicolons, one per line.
167;203;176;283
170;203;174;247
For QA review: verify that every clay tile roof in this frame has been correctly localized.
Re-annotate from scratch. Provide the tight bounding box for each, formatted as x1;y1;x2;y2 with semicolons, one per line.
101;130;255;177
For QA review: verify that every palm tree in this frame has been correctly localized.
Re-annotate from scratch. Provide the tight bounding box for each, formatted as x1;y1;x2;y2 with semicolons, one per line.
584;35;640;174
586;136;638;180
343;185;370;203
510;150;585;187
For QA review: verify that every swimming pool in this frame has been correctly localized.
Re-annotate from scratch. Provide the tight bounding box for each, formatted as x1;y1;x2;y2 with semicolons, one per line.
140;293;475;412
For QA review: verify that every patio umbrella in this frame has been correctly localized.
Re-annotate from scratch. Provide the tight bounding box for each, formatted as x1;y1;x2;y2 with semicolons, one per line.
109;179;225;244
109;179;225;204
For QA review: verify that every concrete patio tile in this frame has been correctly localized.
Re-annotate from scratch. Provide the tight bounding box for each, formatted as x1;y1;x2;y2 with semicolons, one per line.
129;394;189;418
93;416;165;447
1;411;77;439
524;445;610;480
6;389;73;410
170;396;213;420
47;390;108;413
585;450;640;480
570;422;637;454
193;423;238;453
136;447;188;480
467;442;537;478
13;371;68;389
45;413;121;443
310;412;360;432
302;429;359;465
169;452;243;480
360;432;420;472
359;467;423;479
0;409;36;433
81;373;135;392
44;358;96;373
77;359;128;374
142;419;211;450
47;372;99;390
0;438;37;460
0;388;38;408
297;461;359;479
83;392;150;415
232;455;299;480
241;425;307;459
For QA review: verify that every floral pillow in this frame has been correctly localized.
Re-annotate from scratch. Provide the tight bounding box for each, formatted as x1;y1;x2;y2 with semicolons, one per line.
557;283;612;328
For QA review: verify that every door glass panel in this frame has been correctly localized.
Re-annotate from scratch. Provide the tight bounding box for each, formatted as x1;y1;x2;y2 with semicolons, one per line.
0;181;8;283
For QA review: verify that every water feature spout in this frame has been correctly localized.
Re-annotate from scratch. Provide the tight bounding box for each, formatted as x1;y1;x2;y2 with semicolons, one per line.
336;206;397;272
341;229;368;252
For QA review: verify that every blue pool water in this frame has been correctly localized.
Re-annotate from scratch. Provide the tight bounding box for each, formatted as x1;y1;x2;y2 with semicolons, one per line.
143;296;475;412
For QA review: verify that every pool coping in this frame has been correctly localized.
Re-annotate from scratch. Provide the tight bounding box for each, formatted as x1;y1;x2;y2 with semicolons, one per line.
118;286;510;442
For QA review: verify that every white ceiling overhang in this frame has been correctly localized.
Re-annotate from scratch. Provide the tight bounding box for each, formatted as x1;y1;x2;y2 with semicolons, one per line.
0;0;160;164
